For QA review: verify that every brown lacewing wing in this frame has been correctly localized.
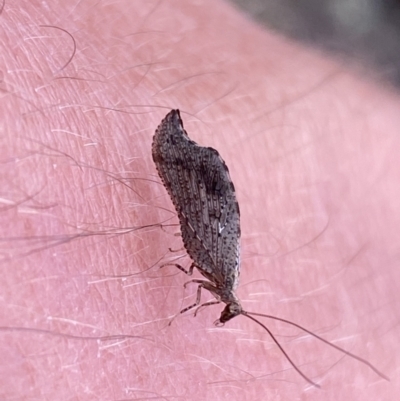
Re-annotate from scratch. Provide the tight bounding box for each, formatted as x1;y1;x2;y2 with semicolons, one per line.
152;109;242;322
151;109;388;387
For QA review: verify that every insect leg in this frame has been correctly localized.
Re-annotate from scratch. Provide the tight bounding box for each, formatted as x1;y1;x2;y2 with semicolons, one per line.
181;280;221;317
178;279;213;315
193;300;221;317
168;280;207;326
168;246;185;253
160;262;195;275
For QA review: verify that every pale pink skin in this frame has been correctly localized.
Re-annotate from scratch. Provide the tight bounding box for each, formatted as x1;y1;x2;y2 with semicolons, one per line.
1;1;399;400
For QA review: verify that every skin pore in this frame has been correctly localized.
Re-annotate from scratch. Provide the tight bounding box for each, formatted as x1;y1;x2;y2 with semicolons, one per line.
1;1;399;400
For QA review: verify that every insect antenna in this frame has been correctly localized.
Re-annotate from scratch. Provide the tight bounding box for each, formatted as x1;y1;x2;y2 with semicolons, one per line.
240;311;320;387
240;310;389;384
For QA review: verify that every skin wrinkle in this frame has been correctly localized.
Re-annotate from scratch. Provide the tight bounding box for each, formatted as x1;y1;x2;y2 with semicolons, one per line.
1;0;399;400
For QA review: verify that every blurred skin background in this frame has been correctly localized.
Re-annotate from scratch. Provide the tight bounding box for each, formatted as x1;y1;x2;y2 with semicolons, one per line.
230;0;400;86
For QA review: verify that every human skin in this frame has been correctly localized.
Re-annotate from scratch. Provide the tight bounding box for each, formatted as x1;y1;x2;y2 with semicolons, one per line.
1;0;399;400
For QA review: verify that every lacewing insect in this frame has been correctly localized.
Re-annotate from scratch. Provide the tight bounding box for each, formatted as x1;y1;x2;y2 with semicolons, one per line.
151;109;388;387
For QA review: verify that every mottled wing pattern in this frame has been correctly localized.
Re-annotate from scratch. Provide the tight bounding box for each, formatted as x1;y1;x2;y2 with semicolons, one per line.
152;110;241;290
